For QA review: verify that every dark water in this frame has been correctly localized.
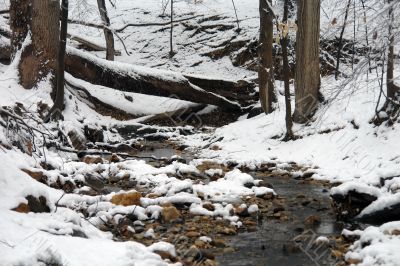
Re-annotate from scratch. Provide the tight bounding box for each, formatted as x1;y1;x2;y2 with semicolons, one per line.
217;173;343;266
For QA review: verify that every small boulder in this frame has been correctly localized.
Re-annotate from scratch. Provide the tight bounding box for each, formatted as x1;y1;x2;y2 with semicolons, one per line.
202;203;215;212
84;125;104;143
305;215;321;226
162;206;181;223
82;155;103;164
111;192;142;206
186;231;201;238
26;195;50;213
67;129;86;150
21;169;46;182
13;203;30;213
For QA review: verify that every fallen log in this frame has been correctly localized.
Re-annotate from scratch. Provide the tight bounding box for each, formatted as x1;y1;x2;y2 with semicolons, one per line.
65;47;243;111
0;40;253;111
183;74;257;105
67;33;121;55
65;77;138;120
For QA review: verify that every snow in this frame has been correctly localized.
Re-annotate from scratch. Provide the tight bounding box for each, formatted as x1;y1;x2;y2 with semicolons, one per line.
344;222;400;266
0;0;399;264
0;149;169;266
248;204;259;213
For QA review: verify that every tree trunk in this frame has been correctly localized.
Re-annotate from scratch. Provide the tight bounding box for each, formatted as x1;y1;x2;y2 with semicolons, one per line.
293;0;321;124
387;0;399;101
97;0;115;61
258;0;276;114
10;0;60;90
9;0;30;57
282;0;294;140
47;0;69;120
169;0;175;57
64;47;242;111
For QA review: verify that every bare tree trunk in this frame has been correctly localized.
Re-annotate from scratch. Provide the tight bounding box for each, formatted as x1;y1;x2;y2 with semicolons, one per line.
10;0;60;90
47;0;69;121
97;0;115;61
282;0;294;140
258;0;276;114
169;0;175;57
293;0;321;124
9;0;30;57
387;0;399;102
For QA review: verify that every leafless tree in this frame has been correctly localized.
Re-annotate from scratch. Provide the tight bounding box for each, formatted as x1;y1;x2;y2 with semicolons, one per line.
293;0;321;124
258;0;276;114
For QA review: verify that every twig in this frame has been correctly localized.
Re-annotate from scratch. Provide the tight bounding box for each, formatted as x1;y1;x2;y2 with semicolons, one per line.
54;193;66;213
0;108;51;136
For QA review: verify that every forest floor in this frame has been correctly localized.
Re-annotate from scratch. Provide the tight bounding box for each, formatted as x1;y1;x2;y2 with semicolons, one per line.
0;0;400;265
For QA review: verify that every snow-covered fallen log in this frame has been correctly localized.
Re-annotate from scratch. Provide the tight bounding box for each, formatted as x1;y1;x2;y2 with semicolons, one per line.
65;47;244;111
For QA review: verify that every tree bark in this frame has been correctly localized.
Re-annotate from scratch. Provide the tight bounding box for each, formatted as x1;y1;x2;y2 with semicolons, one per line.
9;0;30;56
10;0;60;90
97;0;115;61
293;0;321;123
258;0;276;114
387;0;400;101
282;0;294;140
47;0;68;120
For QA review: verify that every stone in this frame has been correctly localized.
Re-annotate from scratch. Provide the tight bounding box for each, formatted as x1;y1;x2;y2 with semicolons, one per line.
146;193;161;199
331;189;378;220
84;173;105;191
244;182;254;189
12;203;30;213
21;169;46;182
202;203;215;211
26;195;50;213
109;153;121;163
120;225;135;238
67;129;86;150
223;247;235;253
346;258;362;265
235;206;249;217
186;231;201;238
111;192;142;206
162;206;181;223
217;226;236;235
391;229;400;236
203;259;217;266
305;215;321;226
194;240;207;249
273;206;285;213
212;238;226;248
258;180;274;188
197;192;205;200
154;250;175;261
82;155;103;164
84;125;104;143
243;220;257;227
261;192;275;200
62;180;76;193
